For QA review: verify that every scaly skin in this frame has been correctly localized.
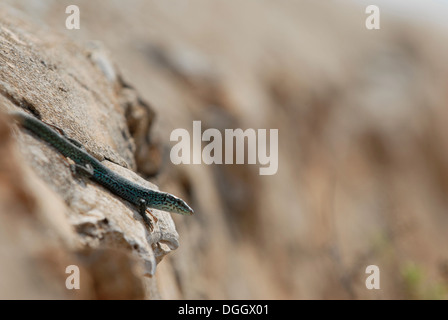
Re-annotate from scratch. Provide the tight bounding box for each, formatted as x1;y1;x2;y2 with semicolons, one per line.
11;111;194;225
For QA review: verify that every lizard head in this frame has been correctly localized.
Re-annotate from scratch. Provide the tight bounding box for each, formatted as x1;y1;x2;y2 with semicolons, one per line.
148;192;194;216
168;195;195;216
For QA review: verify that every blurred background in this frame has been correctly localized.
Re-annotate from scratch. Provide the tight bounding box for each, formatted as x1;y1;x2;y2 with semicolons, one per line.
3;0;448;299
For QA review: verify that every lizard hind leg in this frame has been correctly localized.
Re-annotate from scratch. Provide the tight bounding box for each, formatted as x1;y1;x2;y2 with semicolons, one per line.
70;162;94;178
68;162;94;187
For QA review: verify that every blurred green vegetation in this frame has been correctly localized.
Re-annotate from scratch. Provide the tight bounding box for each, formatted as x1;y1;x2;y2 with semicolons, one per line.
401;262;447;300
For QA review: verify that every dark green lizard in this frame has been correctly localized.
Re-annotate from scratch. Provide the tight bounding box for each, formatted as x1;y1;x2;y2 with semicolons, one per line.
11;111;194;229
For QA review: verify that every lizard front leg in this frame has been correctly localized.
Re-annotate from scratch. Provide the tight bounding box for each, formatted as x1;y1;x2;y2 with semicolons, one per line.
138;198;153;230
45;122;87;150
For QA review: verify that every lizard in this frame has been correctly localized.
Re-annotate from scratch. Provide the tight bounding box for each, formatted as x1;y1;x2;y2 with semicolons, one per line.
10;111;194;229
